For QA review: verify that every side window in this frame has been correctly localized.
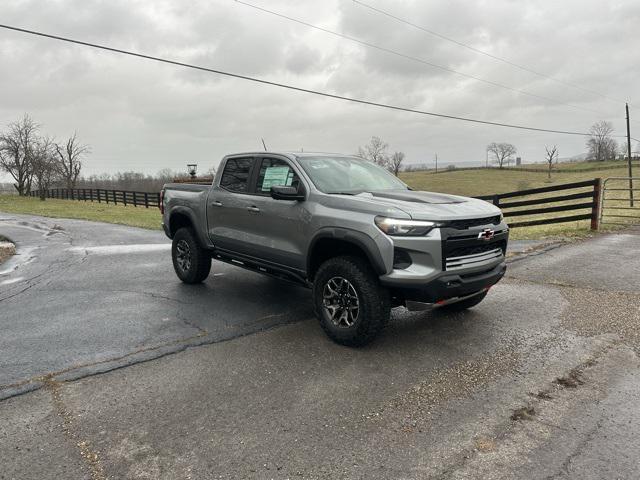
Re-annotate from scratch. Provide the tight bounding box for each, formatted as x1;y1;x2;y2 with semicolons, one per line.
256;158;300;194
220;158;253;193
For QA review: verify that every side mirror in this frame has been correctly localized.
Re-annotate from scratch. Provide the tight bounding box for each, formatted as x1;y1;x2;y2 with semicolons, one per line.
270;185;305;201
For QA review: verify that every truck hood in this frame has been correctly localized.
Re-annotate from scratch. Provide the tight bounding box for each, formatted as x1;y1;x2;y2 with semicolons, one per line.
322;190;500;221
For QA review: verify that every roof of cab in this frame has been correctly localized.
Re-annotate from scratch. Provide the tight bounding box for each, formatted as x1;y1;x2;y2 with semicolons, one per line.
223;151;358;159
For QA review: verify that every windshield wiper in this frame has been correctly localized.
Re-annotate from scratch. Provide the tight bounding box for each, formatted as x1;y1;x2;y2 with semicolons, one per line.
326;191;359;195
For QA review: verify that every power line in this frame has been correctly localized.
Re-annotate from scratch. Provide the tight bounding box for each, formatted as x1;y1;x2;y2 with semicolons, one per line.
0;23;599;137
351;0;626;105
234;0;608;117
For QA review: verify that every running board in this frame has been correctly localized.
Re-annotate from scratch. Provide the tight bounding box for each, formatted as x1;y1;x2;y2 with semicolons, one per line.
211;249;309;288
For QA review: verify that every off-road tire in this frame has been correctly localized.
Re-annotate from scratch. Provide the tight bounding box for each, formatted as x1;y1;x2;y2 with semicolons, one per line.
439;291;487;312
172;227;211;284
313;255;390;347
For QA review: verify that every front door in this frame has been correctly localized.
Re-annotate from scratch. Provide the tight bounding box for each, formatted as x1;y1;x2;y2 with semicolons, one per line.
241;156;310;271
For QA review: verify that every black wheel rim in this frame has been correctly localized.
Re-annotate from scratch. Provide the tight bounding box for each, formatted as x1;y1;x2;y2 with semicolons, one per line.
176;239;192;272
322;276;360;328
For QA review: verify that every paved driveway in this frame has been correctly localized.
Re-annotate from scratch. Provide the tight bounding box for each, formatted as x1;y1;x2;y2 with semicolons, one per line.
1;213;639;479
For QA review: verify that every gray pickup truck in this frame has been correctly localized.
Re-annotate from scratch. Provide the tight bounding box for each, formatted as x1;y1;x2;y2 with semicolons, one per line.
161;152;508;346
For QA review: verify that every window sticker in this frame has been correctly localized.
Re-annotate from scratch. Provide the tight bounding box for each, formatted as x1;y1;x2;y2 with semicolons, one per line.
261;166;291;191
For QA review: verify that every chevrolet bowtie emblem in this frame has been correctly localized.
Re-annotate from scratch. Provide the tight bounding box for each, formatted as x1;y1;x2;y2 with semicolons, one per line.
478;228;495;241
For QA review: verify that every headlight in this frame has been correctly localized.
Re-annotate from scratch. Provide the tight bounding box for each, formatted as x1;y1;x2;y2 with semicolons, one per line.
374;216;442;236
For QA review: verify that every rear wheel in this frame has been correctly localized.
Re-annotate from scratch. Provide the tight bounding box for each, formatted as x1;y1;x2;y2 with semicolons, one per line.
313;256;390;347
172;227;211;284
439;291;487;312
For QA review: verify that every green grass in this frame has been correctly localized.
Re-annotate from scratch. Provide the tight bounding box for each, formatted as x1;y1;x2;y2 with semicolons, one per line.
399;164;633;197
0;195;162;230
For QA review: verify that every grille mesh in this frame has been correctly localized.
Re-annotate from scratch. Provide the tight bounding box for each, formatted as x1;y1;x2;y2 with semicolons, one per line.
446;215;501;230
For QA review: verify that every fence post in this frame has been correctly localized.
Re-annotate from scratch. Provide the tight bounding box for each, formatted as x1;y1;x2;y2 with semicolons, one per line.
492;194;500;207
113;190;117;205
132;191;137;207
591;178;602;230
144;192;149;208
123;191;127;207
156;192;160;208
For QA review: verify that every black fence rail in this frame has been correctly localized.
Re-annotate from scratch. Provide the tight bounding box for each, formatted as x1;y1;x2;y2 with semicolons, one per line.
30;188;161;208
31;179;603;229
476;179;601;229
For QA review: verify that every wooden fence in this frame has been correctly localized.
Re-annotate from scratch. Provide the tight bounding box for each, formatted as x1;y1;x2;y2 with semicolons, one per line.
475;178;601;229
31;179;603;229
30;188;161;208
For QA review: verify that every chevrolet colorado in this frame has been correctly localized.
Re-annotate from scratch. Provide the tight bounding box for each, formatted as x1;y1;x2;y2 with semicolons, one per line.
161;152;508;346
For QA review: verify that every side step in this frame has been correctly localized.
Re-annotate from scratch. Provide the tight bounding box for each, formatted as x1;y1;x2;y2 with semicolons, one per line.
211;249;309;288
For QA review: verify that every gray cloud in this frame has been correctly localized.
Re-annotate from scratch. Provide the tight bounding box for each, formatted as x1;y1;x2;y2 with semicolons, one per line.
0;0;638;181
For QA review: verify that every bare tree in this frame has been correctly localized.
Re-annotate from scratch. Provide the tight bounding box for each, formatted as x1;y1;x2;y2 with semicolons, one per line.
358;136;389;168
31;137;60;200
545;145;558;180
0;114;39;195
487;142;517;169
586;121;617;161
389;151;405;176
56;132;90;189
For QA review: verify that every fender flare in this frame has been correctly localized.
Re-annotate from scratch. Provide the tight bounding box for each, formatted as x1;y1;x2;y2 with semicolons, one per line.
307;227;388;276
167;207;210;248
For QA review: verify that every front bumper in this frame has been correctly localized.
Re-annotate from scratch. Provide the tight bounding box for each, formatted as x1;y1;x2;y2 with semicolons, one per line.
388;261;507;304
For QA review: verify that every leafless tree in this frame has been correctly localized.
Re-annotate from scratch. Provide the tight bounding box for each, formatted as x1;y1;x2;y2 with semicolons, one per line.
487;142;517;169
56;132;90;189
586;121;617;161
31;137;60;200
0;114;39;195
358;136;389;168
545;145;558;180
389;151;405;176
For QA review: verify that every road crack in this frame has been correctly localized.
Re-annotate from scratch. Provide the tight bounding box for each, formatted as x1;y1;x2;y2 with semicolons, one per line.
43;377;106;480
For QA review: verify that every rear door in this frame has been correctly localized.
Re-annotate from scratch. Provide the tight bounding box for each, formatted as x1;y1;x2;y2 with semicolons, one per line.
206;156;259;254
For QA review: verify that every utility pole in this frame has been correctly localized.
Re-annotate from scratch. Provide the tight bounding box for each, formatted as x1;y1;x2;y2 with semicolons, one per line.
626;103;634;206
485;148;488;168
435;153;438;173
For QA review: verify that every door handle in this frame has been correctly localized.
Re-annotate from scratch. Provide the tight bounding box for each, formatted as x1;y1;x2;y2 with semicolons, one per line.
211;200;223;207
246;206;260;213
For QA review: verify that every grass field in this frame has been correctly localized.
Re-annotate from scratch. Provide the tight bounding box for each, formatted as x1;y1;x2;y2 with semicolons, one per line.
399;161;635;197
0;195;161;230
0;160;636;240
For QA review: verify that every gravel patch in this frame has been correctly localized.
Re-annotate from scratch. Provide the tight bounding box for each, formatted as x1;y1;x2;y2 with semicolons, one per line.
0;239;16;264
560;286;640;354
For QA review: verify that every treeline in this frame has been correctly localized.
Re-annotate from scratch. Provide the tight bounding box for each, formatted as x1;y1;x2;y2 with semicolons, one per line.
0;114;90;199
76;169;192;193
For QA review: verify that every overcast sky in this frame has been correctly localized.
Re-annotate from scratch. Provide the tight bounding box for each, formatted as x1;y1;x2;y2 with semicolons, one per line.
1;0;639;179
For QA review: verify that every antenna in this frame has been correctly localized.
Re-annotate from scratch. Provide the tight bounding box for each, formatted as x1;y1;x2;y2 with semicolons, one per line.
261;138;267;151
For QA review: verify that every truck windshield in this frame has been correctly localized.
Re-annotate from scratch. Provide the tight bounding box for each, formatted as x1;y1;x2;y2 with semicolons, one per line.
297;156;408;194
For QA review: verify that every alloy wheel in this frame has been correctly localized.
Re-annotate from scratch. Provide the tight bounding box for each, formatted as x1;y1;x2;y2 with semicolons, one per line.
322;276;360;328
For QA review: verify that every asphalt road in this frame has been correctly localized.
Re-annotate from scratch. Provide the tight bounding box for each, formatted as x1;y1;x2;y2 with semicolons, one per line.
1;212;639;479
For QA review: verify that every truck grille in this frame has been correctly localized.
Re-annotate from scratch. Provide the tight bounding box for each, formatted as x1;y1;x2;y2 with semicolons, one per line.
444;240;506;271
446;215;501;230
446;248;503;271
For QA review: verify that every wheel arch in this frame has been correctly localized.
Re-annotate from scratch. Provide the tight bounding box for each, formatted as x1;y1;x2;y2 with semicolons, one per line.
307;228;387;281
168;207;209;247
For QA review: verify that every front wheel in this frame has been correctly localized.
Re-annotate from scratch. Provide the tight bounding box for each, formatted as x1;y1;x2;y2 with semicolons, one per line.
172;227;211;284
313;256;390;347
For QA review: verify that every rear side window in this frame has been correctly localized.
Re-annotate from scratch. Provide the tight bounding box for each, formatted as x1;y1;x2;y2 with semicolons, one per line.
220;158;253;192
256;158;300;193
